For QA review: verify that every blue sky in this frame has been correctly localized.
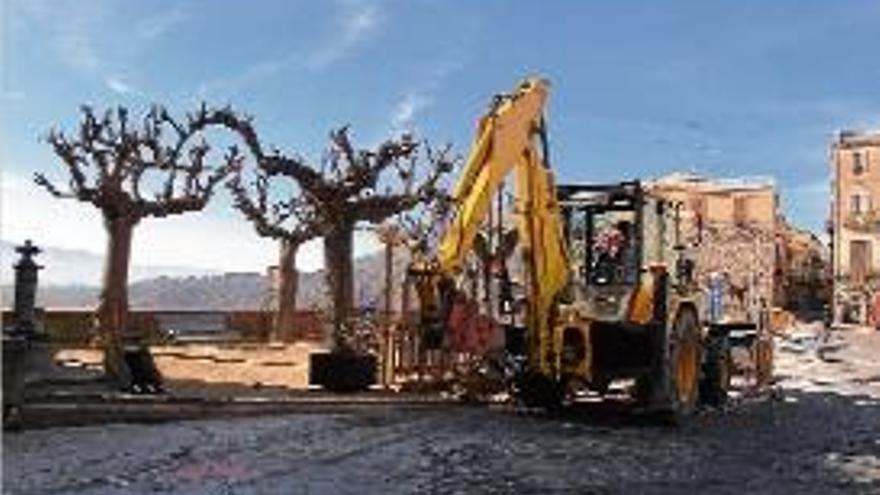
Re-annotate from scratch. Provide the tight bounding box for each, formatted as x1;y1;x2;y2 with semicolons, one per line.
2;0;879;275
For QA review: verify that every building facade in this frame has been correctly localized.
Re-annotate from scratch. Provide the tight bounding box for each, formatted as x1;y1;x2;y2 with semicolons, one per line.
831;130;880;326
775;222;830;317
648;173;778;322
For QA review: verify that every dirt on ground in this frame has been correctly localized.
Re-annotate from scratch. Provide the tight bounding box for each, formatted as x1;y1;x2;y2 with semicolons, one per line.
4;324;880;494
53;342;325;391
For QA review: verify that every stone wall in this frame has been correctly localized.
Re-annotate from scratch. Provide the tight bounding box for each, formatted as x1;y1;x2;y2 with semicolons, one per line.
1;309;326;344
693;224;776;322
647;173;779;322
776;222;830;315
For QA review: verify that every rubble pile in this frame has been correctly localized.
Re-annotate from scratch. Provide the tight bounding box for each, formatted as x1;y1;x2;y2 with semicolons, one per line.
691;223;776;321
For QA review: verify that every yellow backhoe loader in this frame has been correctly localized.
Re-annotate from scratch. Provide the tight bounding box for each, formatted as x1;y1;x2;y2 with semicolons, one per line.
411;77;732;417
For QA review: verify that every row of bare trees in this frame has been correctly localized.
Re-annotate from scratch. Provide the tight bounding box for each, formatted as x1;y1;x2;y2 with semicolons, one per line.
36;103;454;389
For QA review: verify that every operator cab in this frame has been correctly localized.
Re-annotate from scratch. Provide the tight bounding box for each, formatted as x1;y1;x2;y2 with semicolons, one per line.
557;181;654;320
561;183;642;285
557;181;689;387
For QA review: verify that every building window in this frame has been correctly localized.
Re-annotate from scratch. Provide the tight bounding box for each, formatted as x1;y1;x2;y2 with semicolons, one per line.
851;191;872;215
733;196;749;226
853;151;865;174
850;240;872;286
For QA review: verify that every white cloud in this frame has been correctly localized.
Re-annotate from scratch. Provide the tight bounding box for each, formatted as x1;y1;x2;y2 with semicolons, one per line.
196;2;383;99
387;58;466;134
105;76;135;95
196;60;284;100
1;168;275;273
11;1;154;100
0;169;383;275
54;11;103;73
0;168;277;273
347;4;379;32
391;92;432;132
135;6;188;40
13;0;108;73
1;170;105;254
0;90;25;102
306;2;380;70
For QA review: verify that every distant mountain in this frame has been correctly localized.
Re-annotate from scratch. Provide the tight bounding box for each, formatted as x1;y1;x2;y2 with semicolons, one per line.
0;241;218;287
1;248;412;311
1;284;101;309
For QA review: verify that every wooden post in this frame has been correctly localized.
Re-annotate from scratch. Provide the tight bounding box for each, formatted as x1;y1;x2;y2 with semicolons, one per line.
401;273;413;381
383;231;394;386
377;223;404;387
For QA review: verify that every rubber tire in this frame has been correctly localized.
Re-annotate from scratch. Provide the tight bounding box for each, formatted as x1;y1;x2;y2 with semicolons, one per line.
591;377;611;396
634;309;702;419
754;336;774;388
515;371;565;412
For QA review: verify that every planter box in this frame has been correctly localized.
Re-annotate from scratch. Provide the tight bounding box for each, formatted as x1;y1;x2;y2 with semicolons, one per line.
309;352;377;392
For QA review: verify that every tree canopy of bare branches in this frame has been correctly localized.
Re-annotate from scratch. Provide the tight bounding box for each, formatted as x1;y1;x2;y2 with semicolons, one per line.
35;104;247;221
309;128;455;347
35;103;249;388
221;120;455;348
227;152;323;340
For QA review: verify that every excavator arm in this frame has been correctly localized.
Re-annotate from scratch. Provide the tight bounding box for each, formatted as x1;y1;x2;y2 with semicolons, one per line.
414;77;570;372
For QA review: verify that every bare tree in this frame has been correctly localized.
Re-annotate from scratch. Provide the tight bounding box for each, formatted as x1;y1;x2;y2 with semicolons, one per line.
306;128;454;348
227;163;320;340
397;182;455;261
218;121;454;349
35;104;247;388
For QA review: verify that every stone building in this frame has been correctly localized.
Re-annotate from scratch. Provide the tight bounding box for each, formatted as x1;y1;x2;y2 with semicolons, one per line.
647;172;777;226
775;222;830;317
830;130;880;326
647;172;778;322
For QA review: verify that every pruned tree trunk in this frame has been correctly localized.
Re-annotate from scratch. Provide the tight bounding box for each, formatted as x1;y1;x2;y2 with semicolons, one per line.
37;103;244;392
380;236;394;386
324;220;355;347
99;215;136;388
275;239;300;341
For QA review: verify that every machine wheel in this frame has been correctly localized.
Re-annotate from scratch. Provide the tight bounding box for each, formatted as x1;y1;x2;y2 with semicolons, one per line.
634;309;702;419
591;377;611;396
699;333;732;407
514;371;565;412
754;336;774;388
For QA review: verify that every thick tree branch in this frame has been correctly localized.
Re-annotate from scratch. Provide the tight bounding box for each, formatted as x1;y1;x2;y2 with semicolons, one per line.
36;103;251;222
228;166;321;246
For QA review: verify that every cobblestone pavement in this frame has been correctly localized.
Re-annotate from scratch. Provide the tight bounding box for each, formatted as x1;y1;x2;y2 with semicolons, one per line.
4;326;880;494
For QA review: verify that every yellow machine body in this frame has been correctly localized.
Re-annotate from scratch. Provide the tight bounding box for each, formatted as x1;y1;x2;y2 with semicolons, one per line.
420;78;570;376
415;78;714;412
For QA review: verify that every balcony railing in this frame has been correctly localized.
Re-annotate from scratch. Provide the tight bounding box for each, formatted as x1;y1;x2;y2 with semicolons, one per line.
843;210;880;233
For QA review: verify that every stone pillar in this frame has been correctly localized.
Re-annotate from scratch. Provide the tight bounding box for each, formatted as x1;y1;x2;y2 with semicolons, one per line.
4;240;42;428
11;240;42;338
